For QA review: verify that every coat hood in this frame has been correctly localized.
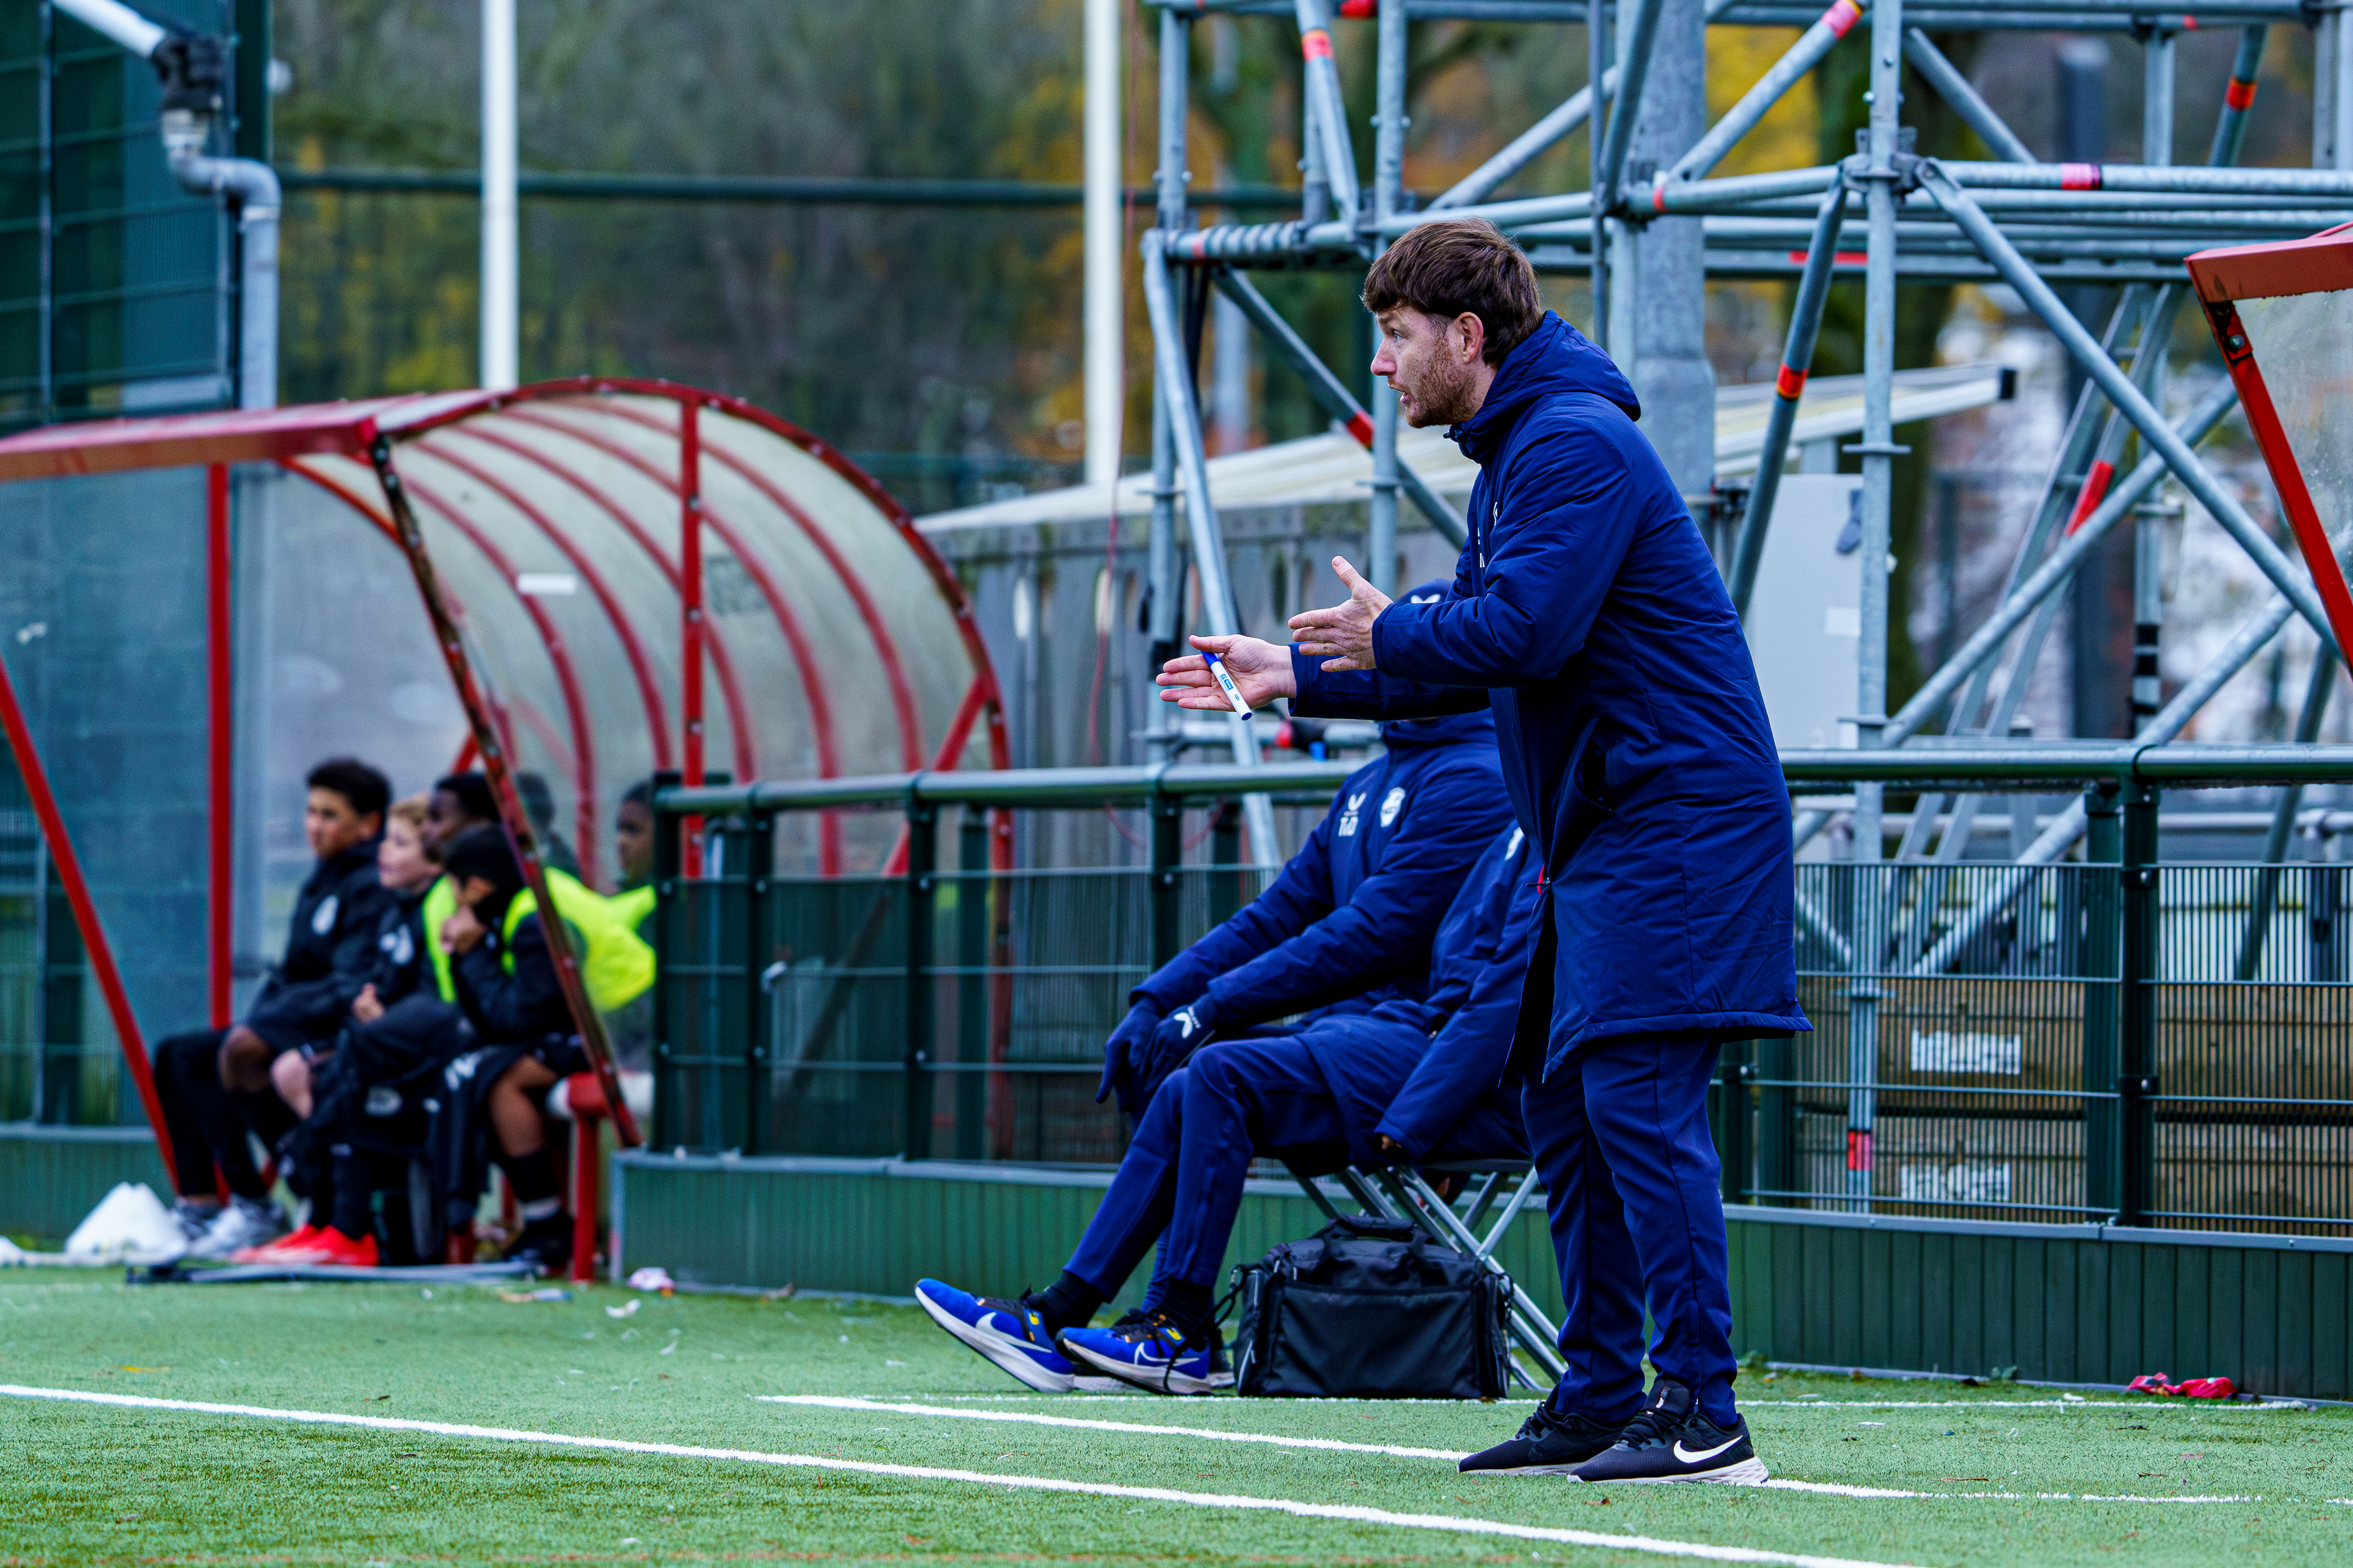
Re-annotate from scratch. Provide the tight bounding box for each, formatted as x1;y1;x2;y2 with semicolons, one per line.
1449;312;1639;467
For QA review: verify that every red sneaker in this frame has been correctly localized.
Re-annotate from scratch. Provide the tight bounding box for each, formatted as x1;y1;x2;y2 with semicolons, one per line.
308;1228;380;1267
237;1224;324;1263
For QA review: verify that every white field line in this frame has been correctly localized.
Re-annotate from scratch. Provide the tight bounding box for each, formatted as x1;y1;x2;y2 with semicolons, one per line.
778;1395;2282;1507
762;1394;1463;1459
0;1384;1917;1568
886;1391;2302;1412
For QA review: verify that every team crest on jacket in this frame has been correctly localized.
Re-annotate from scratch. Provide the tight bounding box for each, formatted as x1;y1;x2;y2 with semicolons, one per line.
311;895;339;935
1379;786;1406;828
1336;791;1367;836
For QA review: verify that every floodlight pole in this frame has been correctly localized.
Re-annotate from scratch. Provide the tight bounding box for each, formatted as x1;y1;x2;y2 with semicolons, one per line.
1084;0;1125;489
481;0;519;392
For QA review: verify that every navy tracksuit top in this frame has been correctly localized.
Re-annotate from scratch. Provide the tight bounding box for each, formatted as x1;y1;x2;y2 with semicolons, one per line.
1293;312;1807;1072
1130;708;1512;1033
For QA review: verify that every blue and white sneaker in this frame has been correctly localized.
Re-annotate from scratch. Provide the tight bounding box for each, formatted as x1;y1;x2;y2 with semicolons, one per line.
914;1279;1075;1393
1057;1308;1220;1395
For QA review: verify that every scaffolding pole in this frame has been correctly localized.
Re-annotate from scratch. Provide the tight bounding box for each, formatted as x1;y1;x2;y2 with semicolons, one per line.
1139;0;2351;938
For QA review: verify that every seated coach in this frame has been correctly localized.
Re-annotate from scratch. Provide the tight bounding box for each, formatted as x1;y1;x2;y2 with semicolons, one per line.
1096;583;1510;1121
916;819;1542;1394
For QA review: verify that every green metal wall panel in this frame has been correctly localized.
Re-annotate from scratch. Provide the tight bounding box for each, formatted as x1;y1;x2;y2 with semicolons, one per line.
613;1158;2353;1400
615;1155;1571;1322
0;1123;168;1240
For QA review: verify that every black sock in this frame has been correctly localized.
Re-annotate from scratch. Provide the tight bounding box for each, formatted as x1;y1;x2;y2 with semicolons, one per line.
1030;1270;1105;1335
499;1146;563;1224
329;1144;373;1240
1155;1279;1214;1338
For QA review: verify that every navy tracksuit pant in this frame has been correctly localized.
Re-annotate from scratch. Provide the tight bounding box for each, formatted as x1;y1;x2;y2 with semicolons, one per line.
1066;1036;1350;1302
1525;1030;1739;1427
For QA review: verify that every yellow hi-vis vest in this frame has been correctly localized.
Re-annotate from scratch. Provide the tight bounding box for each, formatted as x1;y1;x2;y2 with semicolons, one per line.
608;882;655;932
424;868;655;1013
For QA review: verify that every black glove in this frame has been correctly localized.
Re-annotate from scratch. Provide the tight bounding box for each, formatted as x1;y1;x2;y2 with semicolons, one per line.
1095;1000;1165;1114
1133;996;1221;1111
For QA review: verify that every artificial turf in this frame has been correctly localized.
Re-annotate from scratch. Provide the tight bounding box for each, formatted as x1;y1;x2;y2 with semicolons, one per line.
1;1268;2348;1566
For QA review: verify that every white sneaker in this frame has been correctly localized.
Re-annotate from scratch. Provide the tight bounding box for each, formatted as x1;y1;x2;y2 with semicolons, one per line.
184;1196;285;1260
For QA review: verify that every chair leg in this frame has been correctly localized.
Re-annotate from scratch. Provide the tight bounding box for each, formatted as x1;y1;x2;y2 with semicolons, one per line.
570;1113;601;1285
1285;1161;1345;1222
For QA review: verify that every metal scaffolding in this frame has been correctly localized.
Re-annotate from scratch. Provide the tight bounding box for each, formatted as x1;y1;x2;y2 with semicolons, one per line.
1139;0;2353;1208
1139;1;2350;827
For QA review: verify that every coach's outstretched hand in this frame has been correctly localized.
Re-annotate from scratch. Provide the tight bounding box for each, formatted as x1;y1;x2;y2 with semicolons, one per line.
1288;556;1391;672
1095;1000;1164;1115
1157;634;1296;709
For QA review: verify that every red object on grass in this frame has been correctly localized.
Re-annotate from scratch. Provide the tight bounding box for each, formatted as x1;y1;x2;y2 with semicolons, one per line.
2127;1372;2239;1398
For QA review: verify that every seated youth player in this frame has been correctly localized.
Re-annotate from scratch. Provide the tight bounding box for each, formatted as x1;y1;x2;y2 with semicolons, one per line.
246;796;453;1265
422;772;652;1027
1095;586;1510;1121
157;759;394;1259
425;825;605;1273
266;795;441;1123
916;820;1541;1393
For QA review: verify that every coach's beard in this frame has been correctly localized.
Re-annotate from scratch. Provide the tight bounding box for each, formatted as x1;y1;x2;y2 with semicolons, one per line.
1394;352;1484;429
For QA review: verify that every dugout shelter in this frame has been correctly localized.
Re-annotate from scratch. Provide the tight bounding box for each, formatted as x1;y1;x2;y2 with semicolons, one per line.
0;378;1007;1177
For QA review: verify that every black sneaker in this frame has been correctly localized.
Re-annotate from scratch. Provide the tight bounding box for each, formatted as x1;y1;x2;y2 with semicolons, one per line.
1457;1399;1629;1475
504;1214;574;1278
1571;1378;1765;1484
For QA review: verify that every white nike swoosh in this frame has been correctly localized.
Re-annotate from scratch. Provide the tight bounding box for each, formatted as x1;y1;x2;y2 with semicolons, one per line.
1673;1437;1742;1464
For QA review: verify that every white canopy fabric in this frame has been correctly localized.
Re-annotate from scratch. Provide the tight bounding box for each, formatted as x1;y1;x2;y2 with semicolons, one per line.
919;363;2012;533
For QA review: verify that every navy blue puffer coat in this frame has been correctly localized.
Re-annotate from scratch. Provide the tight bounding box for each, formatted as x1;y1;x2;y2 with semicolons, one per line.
1292;312;1806;1070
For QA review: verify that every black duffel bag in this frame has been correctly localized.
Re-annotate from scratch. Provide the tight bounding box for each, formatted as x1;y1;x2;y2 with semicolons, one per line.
1229;1213;1512;1399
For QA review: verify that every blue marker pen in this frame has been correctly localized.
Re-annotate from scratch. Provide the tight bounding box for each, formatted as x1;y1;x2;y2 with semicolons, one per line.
1203;649;1254;719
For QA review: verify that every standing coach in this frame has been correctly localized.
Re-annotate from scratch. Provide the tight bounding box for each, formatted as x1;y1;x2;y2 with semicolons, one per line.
1158;217;1805;1484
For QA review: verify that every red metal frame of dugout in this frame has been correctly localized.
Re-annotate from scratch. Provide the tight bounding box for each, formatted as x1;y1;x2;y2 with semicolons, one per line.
2187;224;2353;672
0;377;1012;1199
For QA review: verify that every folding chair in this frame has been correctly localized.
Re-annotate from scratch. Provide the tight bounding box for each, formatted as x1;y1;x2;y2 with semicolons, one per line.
1286;1156;1565;1392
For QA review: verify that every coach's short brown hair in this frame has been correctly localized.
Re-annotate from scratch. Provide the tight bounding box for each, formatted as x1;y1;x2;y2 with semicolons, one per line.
1361;218;1542;365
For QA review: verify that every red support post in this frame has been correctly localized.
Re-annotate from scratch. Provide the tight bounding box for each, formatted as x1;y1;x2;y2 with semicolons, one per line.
569;1085;603;1285
207;464;233;1028
0;651;179;1187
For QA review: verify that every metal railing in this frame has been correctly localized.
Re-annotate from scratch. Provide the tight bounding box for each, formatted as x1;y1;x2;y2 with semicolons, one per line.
655;745;2353;1236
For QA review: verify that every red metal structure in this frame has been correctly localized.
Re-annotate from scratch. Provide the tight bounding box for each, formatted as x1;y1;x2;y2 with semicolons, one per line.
2189;225;2353;671
0;380;1010;1246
